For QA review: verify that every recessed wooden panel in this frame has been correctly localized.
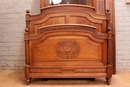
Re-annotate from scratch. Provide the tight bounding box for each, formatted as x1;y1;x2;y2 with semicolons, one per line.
70;16;102;32
33;37;103;61
29;27;107;67
30;16;65;33
44;17;65;26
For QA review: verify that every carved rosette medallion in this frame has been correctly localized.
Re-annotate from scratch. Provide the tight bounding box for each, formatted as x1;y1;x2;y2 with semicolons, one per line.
56;39;80;59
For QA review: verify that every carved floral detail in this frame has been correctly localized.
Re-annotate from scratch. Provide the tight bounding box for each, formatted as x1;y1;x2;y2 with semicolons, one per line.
28;25;107;39
56;39;80;59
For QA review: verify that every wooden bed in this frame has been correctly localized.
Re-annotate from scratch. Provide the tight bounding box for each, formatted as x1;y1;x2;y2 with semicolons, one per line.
24;1;113;85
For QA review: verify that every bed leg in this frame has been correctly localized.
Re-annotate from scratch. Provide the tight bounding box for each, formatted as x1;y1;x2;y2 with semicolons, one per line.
106;78;111;85
26;78;31;85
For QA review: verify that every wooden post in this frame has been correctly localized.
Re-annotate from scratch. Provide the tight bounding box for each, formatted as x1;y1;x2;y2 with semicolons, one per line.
106;9;112;85
25;10;30;85
105;0;116;74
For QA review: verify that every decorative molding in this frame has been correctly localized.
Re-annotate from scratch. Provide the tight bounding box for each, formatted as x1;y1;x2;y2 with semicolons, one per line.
30;69;61;73
56;39;80;59
61;68;75;73
75;69;106;73
30;68;106;73
28;25;107;39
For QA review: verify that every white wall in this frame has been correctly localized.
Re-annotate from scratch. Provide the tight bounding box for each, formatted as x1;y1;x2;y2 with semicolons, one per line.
0;0;130;70
0;0;40;69
115;0;130;70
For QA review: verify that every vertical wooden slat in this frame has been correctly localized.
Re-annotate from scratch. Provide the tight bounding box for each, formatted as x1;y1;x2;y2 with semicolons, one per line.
96;0;105;14
93;0;96;8
40;0;50;10
45;0;50;7
40;0;44;9
87;0;93;6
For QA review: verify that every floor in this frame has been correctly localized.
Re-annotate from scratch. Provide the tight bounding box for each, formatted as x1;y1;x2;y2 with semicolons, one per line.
0;70;130;87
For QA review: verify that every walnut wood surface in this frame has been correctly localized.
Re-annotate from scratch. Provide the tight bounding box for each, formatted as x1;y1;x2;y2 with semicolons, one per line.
25;0;114;85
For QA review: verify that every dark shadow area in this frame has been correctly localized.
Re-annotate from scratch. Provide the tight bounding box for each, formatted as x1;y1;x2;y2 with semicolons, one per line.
29;78;107;85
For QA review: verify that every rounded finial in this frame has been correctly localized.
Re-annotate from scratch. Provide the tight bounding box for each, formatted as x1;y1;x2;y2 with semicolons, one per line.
106;9;110;13
108;27;112;31
26;9;30;14
25;28;28;32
